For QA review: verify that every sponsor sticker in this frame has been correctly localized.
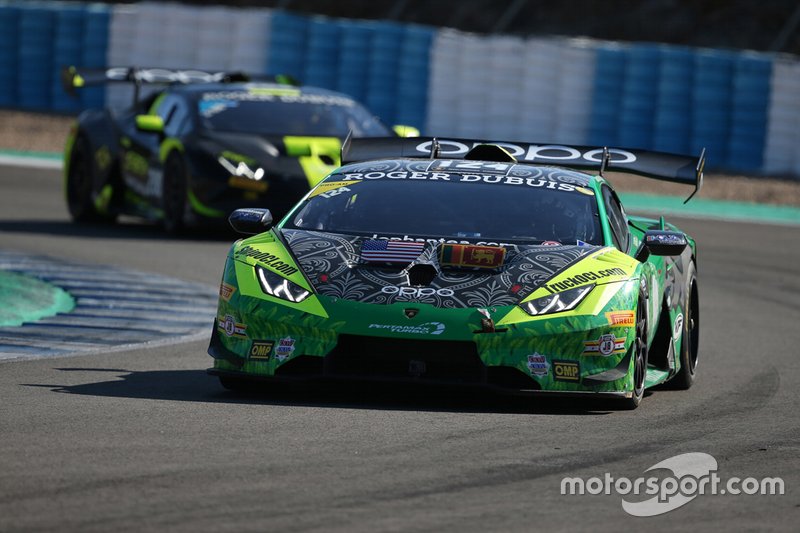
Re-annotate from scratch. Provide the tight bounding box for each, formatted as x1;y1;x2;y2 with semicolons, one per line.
583;333;626;356
309;180;360;198
673;313;684;340
381;286;454;298
545;267;627;293
368;322;446;335
219;282;236;302
553;360;581;382
217;314;247;338
249;340;275;360
275;337;296;361
606;311;636;328
439;244;506;269
527;353;550;376
235;245;299;276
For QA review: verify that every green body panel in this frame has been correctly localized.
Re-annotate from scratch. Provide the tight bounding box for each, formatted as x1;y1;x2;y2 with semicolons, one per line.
283;136;342;188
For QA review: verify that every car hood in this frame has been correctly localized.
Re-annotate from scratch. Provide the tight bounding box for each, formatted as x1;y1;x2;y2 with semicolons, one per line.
202;130;340;158
273;229;636;309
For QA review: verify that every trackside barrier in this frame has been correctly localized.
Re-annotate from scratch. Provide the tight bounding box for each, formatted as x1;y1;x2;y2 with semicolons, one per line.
0;4;19;107
0;0;799;177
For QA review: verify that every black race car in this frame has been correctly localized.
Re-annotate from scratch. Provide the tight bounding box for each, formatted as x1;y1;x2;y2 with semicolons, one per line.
62;67;415;232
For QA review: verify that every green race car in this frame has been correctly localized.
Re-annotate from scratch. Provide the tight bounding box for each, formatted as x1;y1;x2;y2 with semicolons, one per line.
208;137;704;408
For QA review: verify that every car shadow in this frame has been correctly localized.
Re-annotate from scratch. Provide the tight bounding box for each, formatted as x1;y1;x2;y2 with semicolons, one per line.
21;367;620;415
0;218;236;242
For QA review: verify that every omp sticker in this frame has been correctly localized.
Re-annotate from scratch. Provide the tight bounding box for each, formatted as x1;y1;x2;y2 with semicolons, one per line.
553;360;581;382
219;282;236;302
606;311;636;328
308;180;361;199
249;340;274;360
583;333;626;356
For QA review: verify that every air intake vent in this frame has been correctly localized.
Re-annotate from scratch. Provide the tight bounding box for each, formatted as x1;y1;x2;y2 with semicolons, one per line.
464;144;517;162
407;263;437;286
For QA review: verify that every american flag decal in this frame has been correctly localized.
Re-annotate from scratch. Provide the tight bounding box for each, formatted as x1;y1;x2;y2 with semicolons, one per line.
360;239;424;263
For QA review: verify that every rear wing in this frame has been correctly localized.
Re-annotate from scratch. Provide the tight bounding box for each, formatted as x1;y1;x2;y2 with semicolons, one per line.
341;137;705;203
61;66;298;106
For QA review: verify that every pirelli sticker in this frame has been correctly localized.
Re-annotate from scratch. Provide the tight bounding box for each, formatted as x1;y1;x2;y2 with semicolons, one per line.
439;244;506;269
219;282;236;302
606;311;636;328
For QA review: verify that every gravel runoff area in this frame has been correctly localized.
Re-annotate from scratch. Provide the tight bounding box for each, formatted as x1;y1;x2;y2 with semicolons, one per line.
2;109;799;206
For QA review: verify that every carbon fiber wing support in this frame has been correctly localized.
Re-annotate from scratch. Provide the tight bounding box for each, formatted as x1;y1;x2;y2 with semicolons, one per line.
341;137;706;203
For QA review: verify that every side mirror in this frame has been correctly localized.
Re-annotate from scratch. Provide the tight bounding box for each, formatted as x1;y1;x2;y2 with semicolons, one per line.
635;230;687;262
392;124;420;138
135;115;164;133
229;208;273;235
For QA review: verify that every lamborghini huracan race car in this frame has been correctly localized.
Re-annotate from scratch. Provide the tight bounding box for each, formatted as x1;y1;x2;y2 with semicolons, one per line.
62;67;415;232
208;137;704;408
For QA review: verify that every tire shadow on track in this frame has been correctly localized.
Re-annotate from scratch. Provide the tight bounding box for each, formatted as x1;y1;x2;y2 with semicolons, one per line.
20;367;625;415
0;219;236;242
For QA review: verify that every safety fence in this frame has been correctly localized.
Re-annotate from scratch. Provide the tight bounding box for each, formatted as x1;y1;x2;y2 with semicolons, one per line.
0;0;798;176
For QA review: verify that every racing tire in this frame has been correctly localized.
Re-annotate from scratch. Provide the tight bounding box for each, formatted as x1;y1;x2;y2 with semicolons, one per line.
66;137;115;223
665;262;699;390
162;152;189;234
621;290;649;409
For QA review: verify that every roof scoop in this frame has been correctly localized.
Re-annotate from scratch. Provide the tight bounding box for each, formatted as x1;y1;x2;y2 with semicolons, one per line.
464;144;517;163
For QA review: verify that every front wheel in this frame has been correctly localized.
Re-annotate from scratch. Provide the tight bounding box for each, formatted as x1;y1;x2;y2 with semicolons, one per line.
162;152;189;234
620;291;649;409
66;137;115;223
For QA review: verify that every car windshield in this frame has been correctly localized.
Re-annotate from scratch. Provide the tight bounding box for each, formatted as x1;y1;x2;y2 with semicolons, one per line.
197;89;391;137
285;172;603;245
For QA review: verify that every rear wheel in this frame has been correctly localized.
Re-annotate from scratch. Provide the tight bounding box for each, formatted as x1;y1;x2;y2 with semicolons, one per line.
66;137;115;223
621;291;649;409
667;262;699;389
162;152;188;234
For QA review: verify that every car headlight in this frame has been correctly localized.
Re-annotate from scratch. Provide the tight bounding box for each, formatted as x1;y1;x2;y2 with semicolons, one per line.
256;266;310;303
522;284;594;316
218;154;264;181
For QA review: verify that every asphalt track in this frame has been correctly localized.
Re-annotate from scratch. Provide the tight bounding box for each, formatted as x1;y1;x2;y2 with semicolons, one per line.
0;165;798;532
